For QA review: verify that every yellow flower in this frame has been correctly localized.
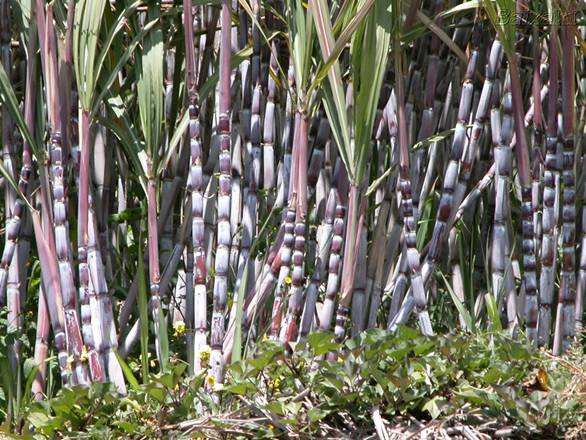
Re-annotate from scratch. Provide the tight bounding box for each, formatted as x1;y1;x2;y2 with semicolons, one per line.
284;276;292;285
66;354;74;370
80;346;89;363
205;374;215;388
261;335;269;342
173;321;186;337
270;377;281;391
199;344;211;365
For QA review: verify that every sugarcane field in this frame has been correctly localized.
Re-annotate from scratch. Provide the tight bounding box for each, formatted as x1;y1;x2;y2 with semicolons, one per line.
3;0;586;438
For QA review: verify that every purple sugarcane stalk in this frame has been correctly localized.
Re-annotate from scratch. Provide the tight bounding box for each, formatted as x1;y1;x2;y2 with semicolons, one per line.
210;0;233;384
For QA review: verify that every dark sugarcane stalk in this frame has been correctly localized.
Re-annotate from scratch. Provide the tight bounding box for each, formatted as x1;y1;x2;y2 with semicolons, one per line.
577;28;586;330
32;209;80;386
1;0;24;382
350;224;368;336
553;8;577;354
426;43;477;265
87;196;126;393
491;86;512;306
319;198;345;331
263;43;277;202
299;188;336;339
229;2;245;281
235;84;261;306
184;0;208;374
281;111;309;344
507;42;537;341
394;22;433;336
270;205;296;338
269;111;302;339
538;27;560;347
334;185;365;342
530;33;545;269
412;1;442;215
451;163;496;227
449;37;502;232
40;6;93;386
275;60;295;209
298;121;331;340
366;198;391;328
210;0;233;383
526;33;545;343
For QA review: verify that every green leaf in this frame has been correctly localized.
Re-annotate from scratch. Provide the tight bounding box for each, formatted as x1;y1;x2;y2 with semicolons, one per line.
73;0;107;110
440;272;475;332
115;353;140;392
0;62;41;158
308;331;339;356
310;0;352;180
485;292;503;331
136;2;164;164
423;396;449;418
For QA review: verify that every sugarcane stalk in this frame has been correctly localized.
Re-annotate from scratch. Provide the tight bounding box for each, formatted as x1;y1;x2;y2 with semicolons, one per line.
491;87;513;307
427;45;477;264
281;112;309;344
394;28;432;336
210;0;233;384
553;9;577;354
538;27;560;347
299;188;336;339
32;285;50;399
184;0;208;375
32;210;77;386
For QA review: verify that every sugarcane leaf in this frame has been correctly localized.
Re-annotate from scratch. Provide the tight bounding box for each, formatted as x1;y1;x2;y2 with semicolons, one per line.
485;293;503;331
482;0;516;59
412;127;458;151
0;159;33;212
416;10;468;66
436;0;482;20
73;0;107;111
440;272;475;332
157;304;170;373
353;0;392;184
365;164;396;197
115;353;140;392
310;0;352;181
313;0;377;88
92;0;143;92
136;2;164;164
100;95;148;194
90;19;159;120
0;62;41;158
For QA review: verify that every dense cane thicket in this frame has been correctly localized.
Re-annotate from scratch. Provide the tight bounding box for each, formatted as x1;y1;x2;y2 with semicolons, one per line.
1;0;586;437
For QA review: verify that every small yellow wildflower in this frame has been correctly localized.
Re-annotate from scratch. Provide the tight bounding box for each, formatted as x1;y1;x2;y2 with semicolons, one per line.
199;344;211;366
270;377;281;391
205;374;215;388
66;354;75;370
173;321;186;337
80;346;89;363
261;334;269;342
284;276;292;285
